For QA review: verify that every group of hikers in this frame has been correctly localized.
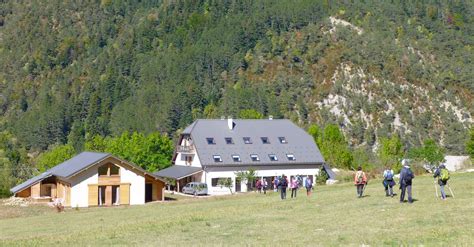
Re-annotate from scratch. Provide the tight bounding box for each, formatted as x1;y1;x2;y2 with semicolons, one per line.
255;175;314;200
254;159;451;202
354;159;452;202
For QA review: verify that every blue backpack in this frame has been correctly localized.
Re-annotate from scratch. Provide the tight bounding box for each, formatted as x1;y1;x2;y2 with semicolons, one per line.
385;170;394;181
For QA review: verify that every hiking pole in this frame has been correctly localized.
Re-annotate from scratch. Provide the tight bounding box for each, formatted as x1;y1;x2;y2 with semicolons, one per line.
361;182;368;197
434;179;439;198
447;183;455;198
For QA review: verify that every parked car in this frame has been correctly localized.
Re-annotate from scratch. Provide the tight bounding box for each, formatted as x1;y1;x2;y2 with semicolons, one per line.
182;182;208;196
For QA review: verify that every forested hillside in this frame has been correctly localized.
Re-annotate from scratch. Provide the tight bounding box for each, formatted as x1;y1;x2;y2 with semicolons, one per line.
0;1;473;194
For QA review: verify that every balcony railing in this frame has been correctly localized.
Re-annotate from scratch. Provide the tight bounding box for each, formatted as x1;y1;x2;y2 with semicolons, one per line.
176;145;195;153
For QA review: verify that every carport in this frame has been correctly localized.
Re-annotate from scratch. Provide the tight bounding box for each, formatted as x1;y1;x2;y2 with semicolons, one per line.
154;166;203;193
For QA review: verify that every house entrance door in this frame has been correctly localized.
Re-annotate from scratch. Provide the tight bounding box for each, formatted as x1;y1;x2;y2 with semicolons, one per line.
235;178;241;192
145;184;153;202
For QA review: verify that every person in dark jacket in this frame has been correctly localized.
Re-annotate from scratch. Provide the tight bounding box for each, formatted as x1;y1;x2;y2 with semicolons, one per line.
433;164;448;200
278;175;288;200
399;159;414;203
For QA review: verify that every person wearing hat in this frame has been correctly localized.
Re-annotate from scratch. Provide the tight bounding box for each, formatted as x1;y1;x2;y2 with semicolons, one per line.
399;159;415;203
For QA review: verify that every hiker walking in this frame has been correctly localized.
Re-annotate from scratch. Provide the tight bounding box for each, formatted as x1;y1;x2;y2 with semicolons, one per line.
399;159;414;203
262;179;268;194
354;166;367;198
305;177;313;197
274;176;279;192
256;179;262;193
290;177;298;198
278;175;288;200
383;166;395;197
433;164;450;200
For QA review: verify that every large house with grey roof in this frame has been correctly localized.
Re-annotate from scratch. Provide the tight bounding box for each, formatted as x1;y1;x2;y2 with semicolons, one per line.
156;118;333;195
11;152;165;207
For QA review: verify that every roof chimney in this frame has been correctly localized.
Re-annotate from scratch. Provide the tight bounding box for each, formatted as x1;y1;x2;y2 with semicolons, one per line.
227;117;235;130
269;115;273;120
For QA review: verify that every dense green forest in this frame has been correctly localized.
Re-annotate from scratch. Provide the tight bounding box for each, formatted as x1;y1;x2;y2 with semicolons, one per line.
0;1;473;195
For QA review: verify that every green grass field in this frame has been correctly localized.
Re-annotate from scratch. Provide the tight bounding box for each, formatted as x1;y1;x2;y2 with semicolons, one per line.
1;173;473;246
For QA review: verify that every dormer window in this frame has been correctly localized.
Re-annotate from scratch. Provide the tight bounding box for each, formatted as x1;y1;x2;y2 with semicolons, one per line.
207;138;216;145
286;154;296;161
269;154;278;161
225;137;234;144
278;137;287;144
243;137;252;144
250;154;260;162
213;155;222;162
261;137;270;144
232;155;241;162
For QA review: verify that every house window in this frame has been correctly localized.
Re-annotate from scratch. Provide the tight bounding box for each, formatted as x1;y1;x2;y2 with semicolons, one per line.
98;165;108;176
211;177;231;187
286;154;296;161
250;154;260;162
278;137;287;144
207;138;216;145
261;137;270;144
232;155;241;162
110;165;120;175
243;137;252;144
213;155;222;162
225;137;234;144
98;163;120;176
269;154;278;161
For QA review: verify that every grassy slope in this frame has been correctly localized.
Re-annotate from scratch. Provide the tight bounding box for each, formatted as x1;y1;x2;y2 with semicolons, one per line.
0;173;473;246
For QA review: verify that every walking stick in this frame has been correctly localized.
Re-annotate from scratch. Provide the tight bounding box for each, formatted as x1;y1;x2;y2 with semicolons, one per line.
447;183;455;198
434;179;439;198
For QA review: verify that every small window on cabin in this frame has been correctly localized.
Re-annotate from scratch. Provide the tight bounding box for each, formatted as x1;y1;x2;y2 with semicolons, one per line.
225;137;234;144
286;154;296;161
269;154;278;161
110;165;120;175
232;155;241;162
261;137;270;144
250;154;260;162
278;137;287;144
98;165;108;176
243;137;252;144
207;138;216;145
213;155;222;162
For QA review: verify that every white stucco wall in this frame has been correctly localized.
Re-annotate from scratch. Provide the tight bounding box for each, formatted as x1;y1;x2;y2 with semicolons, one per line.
204;168;320;195
70;168;98;208
120;166;145;205
175;151;202;167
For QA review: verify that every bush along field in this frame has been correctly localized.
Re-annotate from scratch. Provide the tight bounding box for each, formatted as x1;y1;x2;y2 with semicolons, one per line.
0;172;473;246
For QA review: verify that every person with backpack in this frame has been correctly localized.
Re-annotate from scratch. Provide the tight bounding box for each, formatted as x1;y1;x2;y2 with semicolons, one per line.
290;177;298;198
278;175;288;200
383;166;396;197
399;159;414;203
305;177;313;197
433;163;449;200
354;166;367;198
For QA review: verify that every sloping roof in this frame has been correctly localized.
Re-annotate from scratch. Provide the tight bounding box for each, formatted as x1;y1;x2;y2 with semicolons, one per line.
154;165;202;180
183;119;325;167
11;152;164;194
10;172;53;194
47;152;110;178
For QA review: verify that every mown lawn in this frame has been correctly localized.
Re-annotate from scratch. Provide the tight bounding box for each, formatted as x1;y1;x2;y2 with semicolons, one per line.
0;173;473;246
